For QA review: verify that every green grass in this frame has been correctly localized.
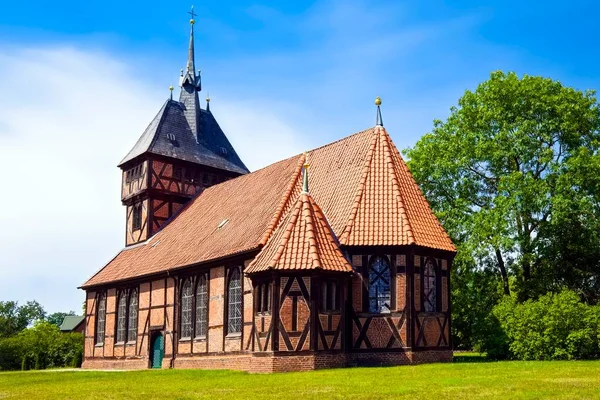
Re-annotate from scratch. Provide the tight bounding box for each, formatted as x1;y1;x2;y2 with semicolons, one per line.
1;358;600;399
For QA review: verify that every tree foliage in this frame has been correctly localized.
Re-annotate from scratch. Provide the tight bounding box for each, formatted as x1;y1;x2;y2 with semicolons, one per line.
0;321;83;371
405;71;600;302
490;290;600;360
0;301;46;339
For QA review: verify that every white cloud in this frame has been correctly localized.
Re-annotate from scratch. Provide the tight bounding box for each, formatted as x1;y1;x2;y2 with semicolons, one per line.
0;45;306;313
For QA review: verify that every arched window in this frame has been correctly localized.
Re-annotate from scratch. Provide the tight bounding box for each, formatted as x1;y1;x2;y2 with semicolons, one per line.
127;289;138;342
368;256;391;313
181;279;193;338
195;275;208;338
116;292;127;342
95;293;106;345
227;268;242;334
423;259;437;312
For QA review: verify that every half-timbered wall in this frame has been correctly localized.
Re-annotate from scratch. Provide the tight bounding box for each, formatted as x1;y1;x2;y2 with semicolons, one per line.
83;259;254;370
347;250;451;353
413;255;450;349
349;254;408;351
83;249;452;371
125;199;149;246
121;161;148;200
149;160;229;197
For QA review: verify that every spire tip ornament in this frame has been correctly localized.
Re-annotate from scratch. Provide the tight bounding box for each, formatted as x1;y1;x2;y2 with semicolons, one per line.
302;151;310;193
375;96;383;126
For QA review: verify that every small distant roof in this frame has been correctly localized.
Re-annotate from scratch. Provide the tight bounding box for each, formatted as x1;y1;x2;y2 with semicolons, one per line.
118;99;248;175
59;315;85;332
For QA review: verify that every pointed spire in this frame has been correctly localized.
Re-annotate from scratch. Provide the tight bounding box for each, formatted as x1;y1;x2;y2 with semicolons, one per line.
180;6;200;90
302;152;310;193
375;96;383;126
179;7;202;143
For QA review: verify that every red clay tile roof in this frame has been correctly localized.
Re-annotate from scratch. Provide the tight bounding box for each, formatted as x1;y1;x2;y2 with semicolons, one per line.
82;126;455;288
246;191;353;274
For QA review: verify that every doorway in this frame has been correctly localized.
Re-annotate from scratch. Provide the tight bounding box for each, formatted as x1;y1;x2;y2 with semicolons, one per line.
150;332;164;369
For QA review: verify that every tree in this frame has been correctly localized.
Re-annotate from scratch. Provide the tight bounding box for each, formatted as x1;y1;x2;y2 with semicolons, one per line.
405;71;600;301
0;301;46;339
46;311;76;327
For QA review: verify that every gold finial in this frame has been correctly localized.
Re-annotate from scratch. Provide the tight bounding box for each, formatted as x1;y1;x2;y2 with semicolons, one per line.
302;152;310;193
169;85;174;91
206;93;210;102
375;96;382;106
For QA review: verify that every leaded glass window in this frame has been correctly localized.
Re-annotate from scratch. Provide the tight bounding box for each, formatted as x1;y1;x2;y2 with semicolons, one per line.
95;293;106;345
368;256;391;313
116;292;127;342
127;289;138;342
227;268;242;334
181;279;193;338
195;276;208;338
424;259;437;312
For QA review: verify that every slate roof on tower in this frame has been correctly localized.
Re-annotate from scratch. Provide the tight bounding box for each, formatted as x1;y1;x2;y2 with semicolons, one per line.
82;126;455;288
118;99;248;174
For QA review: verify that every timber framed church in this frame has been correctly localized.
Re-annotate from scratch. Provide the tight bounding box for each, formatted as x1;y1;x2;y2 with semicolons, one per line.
80;13;456;373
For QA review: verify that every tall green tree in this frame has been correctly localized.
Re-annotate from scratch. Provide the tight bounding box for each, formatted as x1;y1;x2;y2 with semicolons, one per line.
405;71;600;301
0;301;46;339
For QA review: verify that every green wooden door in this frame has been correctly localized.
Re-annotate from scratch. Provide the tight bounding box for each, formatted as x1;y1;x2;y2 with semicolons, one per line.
151;334;164;369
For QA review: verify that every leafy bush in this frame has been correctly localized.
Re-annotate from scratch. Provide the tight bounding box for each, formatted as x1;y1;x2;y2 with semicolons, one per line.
490;290;600;360
0;321;83;371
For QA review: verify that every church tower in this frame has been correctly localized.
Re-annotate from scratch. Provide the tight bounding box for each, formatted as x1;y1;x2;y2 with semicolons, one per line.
118;10;249;246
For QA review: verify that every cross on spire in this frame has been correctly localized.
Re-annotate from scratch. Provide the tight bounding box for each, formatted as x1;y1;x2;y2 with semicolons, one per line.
188;6;197;21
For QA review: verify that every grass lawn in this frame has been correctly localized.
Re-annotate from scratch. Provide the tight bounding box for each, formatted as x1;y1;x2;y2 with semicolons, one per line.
1;355;600;399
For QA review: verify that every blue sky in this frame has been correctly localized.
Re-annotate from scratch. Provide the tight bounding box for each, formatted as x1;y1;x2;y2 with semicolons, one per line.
0;0;598;314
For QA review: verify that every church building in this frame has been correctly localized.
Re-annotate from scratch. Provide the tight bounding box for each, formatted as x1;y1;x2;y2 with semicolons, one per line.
80;13;456;373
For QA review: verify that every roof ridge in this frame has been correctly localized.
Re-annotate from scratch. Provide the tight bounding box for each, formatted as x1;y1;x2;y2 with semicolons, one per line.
303;194;322;270
379;126;416;244
339;128;379;243
259;153;305;246
270;198;304;270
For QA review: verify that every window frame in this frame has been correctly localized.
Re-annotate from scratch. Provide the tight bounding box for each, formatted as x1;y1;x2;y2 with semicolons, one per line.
132;203;142;231
115;291;128;343
180;279;194;339
226;267;243;336
422;257;438;313
367;255;393;314
320;278;341;313
95;292;106;346
127;289;138;343
194;274;208;339
255;281;271;314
